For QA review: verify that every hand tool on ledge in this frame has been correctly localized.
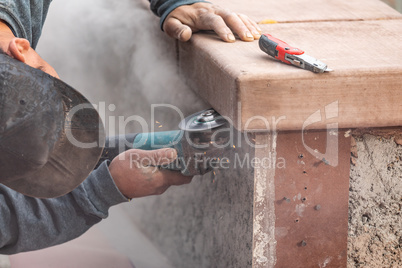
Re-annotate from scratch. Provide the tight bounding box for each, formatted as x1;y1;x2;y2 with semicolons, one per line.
97;109;233;176
259;33;332;73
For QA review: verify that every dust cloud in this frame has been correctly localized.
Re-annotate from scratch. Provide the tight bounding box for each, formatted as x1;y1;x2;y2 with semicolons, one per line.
37;0;208;135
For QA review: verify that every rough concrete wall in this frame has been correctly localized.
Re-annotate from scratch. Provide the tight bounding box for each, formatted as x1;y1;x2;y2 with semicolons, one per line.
128;133;402;268
348;135;402;268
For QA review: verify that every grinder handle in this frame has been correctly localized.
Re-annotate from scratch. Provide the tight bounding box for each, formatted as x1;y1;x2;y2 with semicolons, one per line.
95;131;183;170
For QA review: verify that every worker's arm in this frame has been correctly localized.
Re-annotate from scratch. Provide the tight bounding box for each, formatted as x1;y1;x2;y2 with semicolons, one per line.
149;0;261;42
0;148;189;254
0;161;125;254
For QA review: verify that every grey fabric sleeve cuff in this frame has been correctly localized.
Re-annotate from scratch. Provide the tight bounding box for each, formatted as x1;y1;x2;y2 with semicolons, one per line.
82;160;129;214
149;0;209;30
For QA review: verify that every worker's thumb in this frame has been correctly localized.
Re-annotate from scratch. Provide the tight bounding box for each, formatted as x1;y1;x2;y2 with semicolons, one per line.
163;17;193;42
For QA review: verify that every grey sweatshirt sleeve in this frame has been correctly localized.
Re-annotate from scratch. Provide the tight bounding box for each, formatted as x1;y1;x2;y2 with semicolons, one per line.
0;161;129;254
0;0;52;50
149;0;208;29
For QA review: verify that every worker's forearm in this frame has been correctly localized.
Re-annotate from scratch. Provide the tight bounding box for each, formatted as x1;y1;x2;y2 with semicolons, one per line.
148;0;208;29
0;161;128;254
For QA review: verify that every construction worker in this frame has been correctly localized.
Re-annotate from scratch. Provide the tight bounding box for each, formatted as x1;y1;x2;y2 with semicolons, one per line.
0;0;261;254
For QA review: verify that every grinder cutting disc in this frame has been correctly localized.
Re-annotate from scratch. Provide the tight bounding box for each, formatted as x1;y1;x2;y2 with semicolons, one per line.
178;108;228;131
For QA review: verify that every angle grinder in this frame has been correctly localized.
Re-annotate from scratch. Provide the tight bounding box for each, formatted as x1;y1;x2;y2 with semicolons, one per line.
98;108;232;176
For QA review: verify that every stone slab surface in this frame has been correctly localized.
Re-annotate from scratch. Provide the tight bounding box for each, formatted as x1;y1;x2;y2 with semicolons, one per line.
211;0;402;22
179;20;402;131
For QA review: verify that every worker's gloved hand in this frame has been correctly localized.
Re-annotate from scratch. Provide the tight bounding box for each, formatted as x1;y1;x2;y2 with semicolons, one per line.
109;148;192;199
163;2;261;42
